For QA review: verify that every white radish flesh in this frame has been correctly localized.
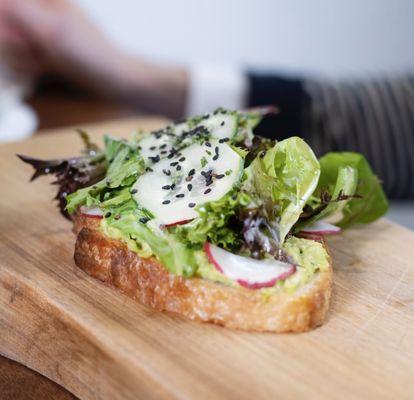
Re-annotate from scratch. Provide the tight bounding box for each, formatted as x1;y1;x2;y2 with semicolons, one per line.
204;243;296;289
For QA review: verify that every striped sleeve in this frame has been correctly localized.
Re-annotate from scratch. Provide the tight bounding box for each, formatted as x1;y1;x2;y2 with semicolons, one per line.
301;75;414;199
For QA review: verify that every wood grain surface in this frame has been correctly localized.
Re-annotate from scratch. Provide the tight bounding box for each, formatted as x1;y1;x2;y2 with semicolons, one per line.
0;118;413;400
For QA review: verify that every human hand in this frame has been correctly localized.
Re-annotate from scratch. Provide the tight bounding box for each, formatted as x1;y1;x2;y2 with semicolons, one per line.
0;0;187;117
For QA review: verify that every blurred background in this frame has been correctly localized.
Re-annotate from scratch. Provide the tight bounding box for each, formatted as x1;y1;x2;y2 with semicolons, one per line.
79;0;414;75
0;0;413;228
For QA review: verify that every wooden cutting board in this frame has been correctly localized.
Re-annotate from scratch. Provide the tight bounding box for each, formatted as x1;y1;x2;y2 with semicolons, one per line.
1;118;413;400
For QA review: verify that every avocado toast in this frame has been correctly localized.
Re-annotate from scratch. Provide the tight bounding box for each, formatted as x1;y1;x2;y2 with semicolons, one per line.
19;108;388;332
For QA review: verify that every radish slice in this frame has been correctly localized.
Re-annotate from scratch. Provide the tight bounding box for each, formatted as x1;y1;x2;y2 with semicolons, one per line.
204;243;296;289
164;219;193;228
300;220;341;235
80;206;103;219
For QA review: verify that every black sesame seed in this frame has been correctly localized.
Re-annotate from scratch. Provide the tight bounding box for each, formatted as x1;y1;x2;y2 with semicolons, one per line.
188;168;196;176
170;161;178;167
145;167;153;172
187;184;193;191
162;169;171;176
204;188;212;194
162;185;171;190
159;143;167;149
176;165;182;171
167;153;175;159
185;176;193;182
105;212;112;218
125;156;130;161
130;188;137;194
176;193;185;198
162;200;171;205
216;174;225;179
151;155;161;163
160;150;167;155
212;154;219;161
220;121;225;126
218;138;229;143
149;146;156;150
139;217;150;224
179;157;185;162
115;215;121;220
171;183;176;189
214;146;219;154
260;151;266;158
205;141;212;147
188;202;196;208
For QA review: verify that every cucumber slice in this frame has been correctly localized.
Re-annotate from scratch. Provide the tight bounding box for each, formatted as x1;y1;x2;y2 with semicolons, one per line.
137;130;176;165
137;112;238;167
197;113;238;140
132;140;243;225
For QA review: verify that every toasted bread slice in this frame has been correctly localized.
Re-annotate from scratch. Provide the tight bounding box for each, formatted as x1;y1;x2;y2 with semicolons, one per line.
72;214;332;332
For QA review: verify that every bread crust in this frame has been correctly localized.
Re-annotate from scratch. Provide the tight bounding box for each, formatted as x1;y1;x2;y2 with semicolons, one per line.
73;215;332;332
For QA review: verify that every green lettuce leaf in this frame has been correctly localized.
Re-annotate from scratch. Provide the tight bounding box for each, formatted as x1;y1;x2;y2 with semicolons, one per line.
251;137;320;243
66;136;145;213
102;199;197;276
173;190;251;251
316;152;388;227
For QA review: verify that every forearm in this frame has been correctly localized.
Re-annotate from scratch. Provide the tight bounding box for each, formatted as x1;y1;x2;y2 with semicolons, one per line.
83;54;188;120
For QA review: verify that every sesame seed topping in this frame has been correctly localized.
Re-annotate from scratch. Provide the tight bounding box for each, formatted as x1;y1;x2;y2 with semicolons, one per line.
260;151;266;158
179;157;186;162
185;176;193;182
139;217;150;224
171;183;176;189
162;185;171;190
188;202;196;208
187;184;193;191
212;154;219;161
162;200;171;205
204;188;212;194
214;146;219;154
176;165;182;171
149;146;156;150
159;144;167;149
170;161;178;167
205;141;212;147
216;174;225;179
148;155;160;163
218;138;229;143
105;212;112;218
130;188;137;194
162;169;171;176
188;168;195;176
220;121;225;126
176;193;185;198
145;167;153;172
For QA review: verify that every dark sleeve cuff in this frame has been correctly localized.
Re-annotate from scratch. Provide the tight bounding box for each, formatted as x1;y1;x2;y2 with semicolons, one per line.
247;72;309;140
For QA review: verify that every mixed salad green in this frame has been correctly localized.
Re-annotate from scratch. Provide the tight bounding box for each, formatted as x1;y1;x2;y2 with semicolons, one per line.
19;108;388;290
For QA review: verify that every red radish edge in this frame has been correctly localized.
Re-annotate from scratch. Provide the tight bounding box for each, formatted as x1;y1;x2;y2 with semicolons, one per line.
164;219;193;228
204;242;296;289
80;206;103;219
204;242;224;273
296;232;325;244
